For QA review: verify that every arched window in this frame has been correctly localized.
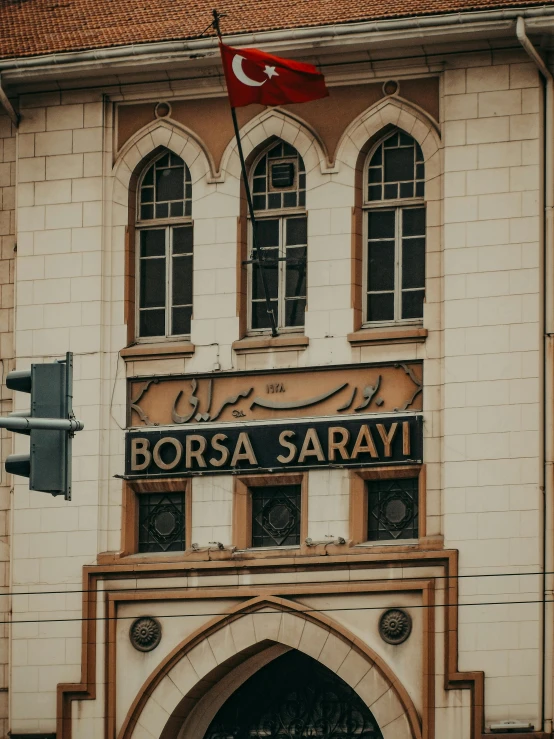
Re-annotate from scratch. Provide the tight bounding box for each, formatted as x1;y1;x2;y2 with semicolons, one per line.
249;140;307;332
136;150;193;339
203;650;384;739
364;129;425;325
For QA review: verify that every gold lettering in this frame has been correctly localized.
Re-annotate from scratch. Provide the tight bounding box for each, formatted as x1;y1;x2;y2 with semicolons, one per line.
298;428;325;463
376;422;398;457
230;432;258;466
351;425;378;459
209;433;229;467
185;435;207;468
153;437;183;471
277;430;297;464
131;438;151;471
403;421;410;455
328;427;350;461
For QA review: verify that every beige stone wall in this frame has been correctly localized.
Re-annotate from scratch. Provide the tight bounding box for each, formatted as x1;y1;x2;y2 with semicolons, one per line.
5;45;547;737
442;56;542;721
0;109;15;736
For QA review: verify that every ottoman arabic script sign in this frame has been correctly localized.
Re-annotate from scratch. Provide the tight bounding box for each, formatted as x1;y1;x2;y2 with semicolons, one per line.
128;362;422;428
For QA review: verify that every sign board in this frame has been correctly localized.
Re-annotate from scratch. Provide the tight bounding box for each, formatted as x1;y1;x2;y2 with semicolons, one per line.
125;415;423;478
128;362;422;427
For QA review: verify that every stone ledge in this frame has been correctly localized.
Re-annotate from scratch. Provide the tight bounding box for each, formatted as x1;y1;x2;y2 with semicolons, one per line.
347;326;427;347
233;334;309;354
120;342;195;360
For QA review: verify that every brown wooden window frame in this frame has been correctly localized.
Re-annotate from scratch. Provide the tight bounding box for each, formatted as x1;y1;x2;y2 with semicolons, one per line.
349;465;425;546
121;478;192;557
233;473;308;552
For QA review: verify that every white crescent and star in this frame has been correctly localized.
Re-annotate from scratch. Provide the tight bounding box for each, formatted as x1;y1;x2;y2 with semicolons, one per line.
232;54;279;87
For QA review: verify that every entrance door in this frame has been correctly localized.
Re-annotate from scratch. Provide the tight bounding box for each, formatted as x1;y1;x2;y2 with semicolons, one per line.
202;650;384;738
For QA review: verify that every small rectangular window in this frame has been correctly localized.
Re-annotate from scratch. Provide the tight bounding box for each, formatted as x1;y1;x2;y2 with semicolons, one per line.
138;492;186;553
251;485;301;548
366;477;418;541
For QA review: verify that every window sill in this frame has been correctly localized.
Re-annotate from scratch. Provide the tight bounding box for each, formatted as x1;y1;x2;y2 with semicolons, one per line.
233;334;309;354
121;341;195;361
347;326;427;347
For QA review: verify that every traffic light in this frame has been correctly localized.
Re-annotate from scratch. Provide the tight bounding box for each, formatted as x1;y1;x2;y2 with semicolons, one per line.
4;352;78;500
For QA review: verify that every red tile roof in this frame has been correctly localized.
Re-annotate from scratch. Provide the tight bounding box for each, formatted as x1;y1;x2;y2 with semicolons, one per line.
0;0;553;61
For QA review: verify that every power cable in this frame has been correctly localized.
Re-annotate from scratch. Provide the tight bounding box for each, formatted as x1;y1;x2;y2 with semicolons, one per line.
6;597;554;627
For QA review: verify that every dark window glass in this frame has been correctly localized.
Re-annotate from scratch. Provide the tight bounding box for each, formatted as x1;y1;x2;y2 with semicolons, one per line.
172;305;192;335
139;151;191;221
172;254;193;306
138;492;186;552
250;141;306;331
402;238;425;289
402;207;425;236
401;289;424;319
367;129;424;202
367;477;418;541
140;258;165;308
173;226;193;254
366;292;394;322
252;300;278;330
139;309;165;337
140;229;165;257
137;151;193;339
367;241;394;292
385;146;414;183
204;651;384;739
251;485;301;547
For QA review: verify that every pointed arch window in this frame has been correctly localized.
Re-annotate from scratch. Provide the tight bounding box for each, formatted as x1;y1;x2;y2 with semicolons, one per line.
249;140;307;332
136;150;193;339
364;129;425;325
203;650;384;739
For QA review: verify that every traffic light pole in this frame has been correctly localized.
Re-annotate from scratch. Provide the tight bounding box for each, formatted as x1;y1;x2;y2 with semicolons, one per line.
0;417;84;432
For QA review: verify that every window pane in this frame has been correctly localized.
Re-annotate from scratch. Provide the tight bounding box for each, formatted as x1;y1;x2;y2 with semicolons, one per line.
140;229;165;257
173;226;193;254
367;241;394;292
286;246;307;298
141;204;154;220
251;485;301;547
285;298;306;327
173;254;193;306
385;146;414;182
155;203;169;219
367;211;395;240
140;258;165;308
253;195;266;210
170;201;184;218
402;207;426;236
140;186;153;203
156;165;184;202
252;300;278;330
172;306;192;335
256;219;279;247
384;183;398;199
139;309;165;337
283;192;298;208
367;292;394;322
402;289;424;319
252;258;278;300
268;193;281;209
367;478;418;541
286;216;307;246
402;238;425;289
138;492;185;552
143;166;154;186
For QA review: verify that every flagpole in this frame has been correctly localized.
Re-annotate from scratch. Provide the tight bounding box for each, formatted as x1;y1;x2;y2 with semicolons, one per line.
212;9;279;338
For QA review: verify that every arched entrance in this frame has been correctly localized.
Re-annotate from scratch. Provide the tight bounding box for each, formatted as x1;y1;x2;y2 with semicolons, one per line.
202;650;384;739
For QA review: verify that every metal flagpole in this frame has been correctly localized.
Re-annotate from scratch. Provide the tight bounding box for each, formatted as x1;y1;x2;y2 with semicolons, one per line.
212;9;279;337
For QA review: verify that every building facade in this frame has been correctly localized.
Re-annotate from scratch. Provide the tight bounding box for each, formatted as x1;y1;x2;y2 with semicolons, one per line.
0;1;553;737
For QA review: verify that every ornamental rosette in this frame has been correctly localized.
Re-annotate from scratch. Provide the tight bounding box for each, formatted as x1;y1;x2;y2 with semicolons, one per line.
378;608;412;645
129;616;162;652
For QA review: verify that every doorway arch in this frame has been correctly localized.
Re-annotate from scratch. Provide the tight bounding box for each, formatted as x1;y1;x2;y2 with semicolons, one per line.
201;649;384;739
121;597;419;739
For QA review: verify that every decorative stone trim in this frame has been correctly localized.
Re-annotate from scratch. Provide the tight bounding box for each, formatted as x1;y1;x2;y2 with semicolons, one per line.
379;608;412;645
232;334;309;354
129;616;162;652
347;327;427;347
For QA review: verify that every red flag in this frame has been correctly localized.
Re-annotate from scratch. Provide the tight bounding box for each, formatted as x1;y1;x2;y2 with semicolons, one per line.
219;42;328;108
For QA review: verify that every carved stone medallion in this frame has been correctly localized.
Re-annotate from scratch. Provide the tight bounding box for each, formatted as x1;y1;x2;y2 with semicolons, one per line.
379;608;412;645
129;616;162;652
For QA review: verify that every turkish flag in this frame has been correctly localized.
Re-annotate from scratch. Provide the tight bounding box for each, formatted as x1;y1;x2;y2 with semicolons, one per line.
219;43;328;108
